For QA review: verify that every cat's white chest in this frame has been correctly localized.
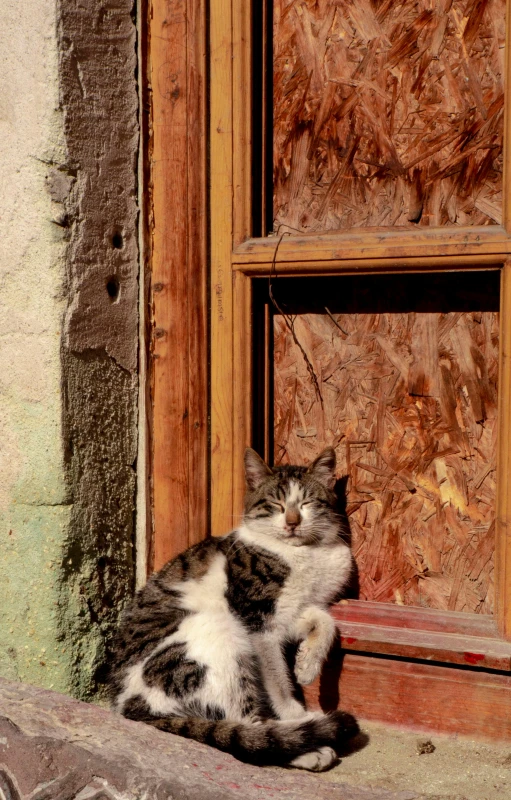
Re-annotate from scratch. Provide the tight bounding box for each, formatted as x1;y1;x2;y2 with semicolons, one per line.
274;542;352;631
291;544;349;600
236;526;352;633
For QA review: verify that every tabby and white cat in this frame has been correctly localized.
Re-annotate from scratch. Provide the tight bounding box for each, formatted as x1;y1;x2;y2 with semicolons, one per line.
111;447;358;771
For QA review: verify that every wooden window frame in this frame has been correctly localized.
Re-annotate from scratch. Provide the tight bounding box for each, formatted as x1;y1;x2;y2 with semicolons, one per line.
209;0;511;643
146;0;511;619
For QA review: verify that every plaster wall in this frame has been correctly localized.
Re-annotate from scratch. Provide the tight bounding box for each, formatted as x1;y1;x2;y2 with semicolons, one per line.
0;0;139;698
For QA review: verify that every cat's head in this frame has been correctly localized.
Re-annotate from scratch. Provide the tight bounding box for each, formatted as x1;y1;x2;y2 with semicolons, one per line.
242;447;343;546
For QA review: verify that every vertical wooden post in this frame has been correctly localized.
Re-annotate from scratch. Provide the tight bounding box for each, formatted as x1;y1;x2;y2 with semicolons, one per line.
231;1;253;518
497;259;511;638
496;0;511;630
210;0;254;534
232;2;253;246
210;0;235;535
232;271;253;519
503;0;511;233
149;0;208;569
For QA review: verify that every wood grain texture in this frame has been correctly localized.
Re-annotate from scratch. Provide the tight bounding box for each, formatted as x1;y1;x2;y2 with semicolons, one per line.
503;0;511;231
496;261;511;636
150;0;208;569
233;225;511;270
231;7;253;520
138;0;153;581
273;273;499;613
233;272;253;522
273;0;505;233
332;600;511;669
304;651;511;740
334;597;501;635
210;0;235;536
233;0;253;245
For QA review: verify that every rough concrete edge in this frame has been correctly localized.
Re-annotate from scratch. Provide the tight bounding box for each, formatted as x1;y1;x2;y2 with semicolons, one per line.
0;678;420;800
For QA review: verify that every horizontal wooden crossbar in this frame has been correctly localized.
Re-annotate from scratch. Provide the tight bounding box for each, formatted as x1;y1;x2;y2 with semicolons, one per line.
333;601;511;672
233;225;511;274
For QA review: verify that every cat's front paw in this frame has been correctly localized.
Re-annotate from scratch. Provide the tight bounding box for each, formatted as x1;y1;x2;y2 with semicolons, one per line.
294;641;323;685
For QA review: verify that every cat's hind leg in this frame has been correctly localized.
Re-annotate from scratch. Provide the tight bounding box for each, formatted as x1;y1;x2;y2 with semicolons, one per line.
180;609;267;722
252;633;310;721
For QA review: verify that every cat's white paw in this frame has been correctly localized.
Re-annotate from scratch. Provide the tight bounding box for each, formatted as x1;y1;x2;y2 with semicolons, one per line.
294;641;323;685
290;746;338;772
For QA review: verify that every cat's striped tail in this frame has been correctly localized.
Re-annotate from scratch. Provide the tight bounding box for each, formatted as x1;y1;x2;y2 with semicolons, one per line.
124;709;359;768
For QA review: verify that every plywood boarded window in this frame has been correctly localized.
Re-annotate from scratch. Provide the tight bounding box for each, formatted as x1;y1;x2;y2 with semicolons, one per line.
269;272;499;614
273;0;505;232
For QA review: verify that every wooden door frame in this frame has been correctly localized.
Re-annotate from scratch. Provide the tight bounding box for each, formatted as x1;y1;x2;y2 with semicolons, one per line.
148;0;511;735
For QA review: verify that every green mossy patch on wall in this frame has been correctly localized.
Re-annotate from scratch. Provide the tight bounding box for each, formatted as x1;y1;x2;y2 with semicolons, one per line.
59;351;137;699
0;505;72;691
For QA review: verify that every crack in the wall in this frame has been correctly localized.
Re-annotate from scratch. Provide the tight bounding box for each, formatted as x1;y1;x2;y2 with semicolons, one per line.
68;346;135;378
10;503;74;508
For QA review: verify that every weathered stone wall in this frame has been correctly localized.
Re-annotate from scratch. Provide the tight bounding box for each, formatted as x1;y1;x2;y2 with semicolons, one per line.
0;0;139;698
57;0;139;699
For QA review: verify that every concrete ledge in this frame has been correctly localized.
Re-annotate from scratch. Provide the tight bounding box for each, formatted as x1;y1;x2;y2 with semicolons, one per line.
0;679;418;799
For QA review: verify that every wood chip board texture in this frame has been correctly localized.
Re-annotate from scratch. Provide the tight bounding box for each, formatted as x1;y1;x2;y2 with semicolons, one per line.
273;286;498;613
273;0;505;233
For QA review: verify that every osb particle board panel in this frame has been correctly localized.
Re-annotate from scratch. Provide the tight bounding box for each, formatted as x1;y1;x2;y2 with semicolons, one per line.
273;0;505;233
272;274;499;614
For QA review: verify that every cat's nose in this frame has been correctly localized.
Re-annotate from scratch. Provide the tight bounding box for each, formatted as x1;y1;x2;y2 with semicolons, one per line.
285;510;301;529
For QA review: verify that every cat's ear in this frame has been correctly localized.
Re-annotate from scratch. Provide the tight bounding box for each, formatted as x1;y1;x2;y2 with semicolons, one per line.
308;447;336;489
244;448;272;490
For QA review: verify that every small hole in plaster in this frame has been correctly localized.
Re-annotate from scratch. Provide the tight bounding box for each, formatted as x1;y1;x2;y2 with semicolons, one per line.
112;231;124;249
106;276;120;302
